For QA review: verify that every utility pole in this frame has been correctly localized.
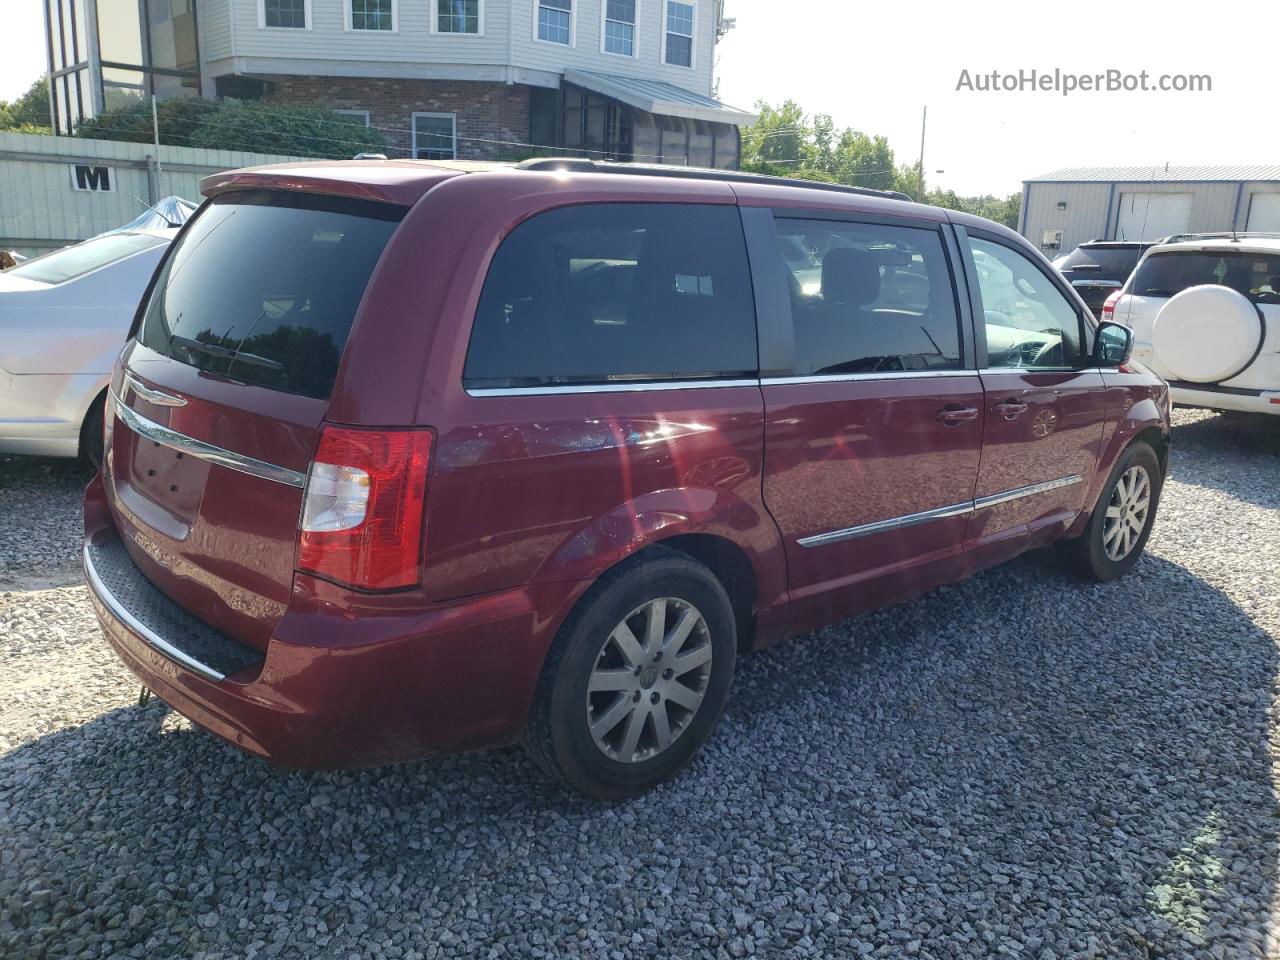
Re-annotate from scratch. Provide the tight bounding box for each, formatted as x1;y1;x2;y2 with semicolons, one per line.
916;106;927;202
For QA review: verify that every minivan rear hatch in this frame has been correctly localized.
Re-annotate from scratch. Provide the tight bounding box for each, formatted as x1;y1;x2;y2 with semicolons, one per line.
105;190;404;651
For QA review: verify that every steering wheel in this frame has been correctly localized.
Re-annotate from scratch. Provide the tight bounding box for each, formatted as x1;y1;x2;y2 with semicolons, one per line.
1006;340;1053;368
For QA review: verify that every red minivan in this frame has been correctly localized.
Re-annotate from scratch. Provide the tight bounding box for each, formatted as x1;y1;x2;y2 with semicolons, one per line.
83;159;1170;798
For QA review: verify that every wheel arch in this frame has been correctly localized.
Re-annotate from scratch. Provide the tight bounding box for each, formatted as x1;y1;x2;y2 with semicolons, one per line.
1074;397;1169;533
642;533;759;655
78;385;110;462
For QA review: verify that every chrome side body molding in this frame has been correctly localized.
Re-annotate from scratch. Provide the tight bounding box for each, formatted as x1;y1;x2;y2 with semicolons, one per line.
798;475;1084;548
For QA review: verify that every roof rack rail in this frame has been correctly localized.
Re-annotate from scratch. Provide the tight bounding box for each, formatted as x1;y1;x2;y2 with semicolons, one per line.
514;158;914;202
1160;231;1280;244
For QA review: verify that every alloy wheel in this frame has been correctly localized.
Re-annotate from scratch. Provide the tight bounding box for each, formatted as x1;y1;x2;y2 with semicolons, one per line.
1103;465;1152;561
586;597;713;764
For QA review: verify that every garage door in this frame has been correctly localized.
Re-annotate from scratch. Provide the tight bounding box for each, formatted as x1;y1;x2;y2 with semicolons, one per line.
1246;193;1280;231
1115;192;1193;241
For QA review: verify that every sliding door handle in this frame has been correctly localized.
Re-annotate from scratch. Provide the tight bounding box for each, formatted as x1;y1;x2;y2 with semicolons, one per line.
992;400;1029;419
937;405;980;424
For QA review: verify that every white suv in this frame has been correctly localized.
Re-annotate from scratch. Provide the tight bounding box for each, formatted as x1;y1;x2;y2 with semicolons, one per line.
1104;234;1280;417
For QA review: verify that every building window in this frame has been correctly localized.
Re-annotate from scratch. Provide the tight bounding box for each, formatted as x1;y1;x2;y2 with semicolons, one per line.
436;0;481;33
349;0;395;30
413;113;457;160
602;0;635;56
334;109;371;127
664;0;693;66
262;0;308;28
537;0;572;44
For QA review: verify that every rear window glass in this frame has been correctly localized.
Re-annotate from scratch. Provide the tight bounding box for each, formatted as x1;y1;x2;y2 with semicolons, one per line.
1130;250;1280;304
8;233;164;284
1058;245;1146;275
464;203;757;388
138;192;402;400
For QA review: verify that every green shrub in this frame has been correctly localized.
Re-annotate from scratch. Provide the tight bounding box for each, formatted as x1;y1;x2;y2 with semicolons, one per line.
188;101;387;159
72;97;387;159
74;96;222;147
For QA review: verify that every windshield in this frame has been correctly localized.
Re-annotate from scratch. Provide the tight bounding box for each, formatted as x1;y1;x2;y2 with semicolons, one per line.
137;191;403;401
7;233;165;285
1058;245;1146;275
1129;250;1280;304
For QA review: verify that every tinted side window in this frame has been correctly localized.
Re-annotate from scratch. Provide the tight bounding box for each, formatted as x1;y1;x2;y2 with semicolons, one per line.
464;203;757;388
968;236;1084;370
138;192;402;400
773;218;962;376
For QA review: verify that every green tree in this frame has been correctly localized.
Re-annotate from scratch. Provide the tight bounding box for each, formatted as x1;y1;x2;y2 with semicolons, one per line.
825;128;896;192
740;99;809;175
741;101;900;191
0;77;52;132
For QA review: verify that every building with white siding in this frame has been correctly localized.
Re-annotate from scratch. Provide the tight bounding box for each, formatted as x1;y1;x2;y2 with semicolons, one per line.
1021;165;1280;256
43;0;755;167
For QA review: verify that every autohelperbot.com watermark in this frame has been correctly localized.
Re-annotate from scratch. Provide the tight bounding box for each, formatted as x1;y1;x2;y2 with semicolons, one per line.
956;68;1212;96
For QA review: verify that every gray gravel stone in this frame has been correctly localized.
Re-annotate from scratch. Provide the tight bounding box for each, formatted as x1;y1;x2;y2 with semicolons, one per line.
1;410;1279;959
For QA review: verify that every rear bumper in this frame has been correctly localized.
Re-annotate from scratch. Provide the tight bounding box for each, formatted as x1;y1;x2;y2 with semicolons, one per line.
83;473;589;768
1170;384;1280;416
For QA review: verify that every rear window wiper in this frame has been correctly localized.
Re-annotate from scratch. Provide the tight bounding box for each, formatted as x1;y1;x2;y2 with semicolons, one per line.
171;334;285;372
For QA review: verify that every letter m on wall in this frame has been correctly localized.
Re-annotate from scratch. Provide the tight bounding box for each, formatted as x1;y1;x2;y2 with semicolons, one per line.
70;164;113;192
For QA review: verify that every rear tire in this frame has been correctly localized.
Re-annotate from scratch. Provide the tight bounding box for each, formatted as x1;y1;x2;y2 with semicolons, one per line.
80;393;106;469
524;547;737;800
1060;442;1162;582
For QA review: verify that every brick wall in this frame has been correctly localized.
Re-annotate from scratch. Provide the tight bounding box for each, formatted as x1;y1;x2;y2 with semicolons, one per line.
264;77;532;160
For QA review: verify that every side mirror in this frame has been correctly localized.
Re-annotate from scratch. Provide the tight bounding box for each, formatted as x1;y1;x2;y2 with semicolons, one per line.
1094;320;1134;367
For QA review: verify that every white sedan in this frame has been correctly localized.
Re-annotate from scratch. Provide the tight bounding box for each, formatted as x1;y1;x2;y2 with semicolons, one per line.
0;229;175;465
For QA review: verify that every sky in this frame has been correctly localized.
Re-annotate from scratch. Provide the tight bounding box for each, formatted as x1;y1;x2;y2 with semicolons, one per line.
2;0;1272;196
2;2;46;103
715;0;1275;196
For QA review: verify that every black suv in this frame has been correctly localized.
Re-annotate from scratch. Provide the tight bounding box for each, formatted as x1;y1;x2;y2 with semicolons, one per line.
1054;241;1153;317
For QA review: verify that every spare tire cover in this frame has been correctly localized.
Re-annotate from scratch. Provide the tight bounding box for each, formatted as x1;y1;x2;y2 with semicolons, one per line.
1152;284;1263;383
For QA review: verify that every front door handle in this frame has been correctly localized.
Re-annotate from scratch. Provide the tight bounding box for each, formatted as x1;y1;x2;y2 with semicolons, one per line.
937;405;980;424
992;400;1029;419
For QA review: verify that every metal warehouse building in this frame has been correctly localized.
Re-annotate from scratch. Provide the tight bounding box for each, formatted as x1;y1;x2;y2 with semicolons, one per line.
1020;165;1280;256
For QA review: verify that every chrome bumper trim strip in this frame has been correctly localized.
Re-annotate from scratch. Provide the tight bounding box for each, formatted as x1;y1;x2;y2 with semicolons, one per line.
111;393;306;489
83;544;227;682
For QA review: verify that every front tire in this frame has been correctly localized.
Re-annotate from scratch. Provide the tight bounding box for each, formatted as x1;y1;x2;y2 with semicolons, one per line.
524;547;737;800
1060;441;1163;582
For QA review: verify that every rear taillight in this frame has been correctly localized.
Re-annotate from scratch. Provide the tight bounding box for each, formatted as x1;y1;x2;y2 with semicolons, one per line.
1101;290;1122;322
298;426;433;590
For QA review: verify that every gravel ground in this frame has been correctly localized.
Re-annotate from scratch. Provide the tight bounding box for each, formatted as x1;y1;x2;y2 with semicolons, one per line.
2;410;1279;960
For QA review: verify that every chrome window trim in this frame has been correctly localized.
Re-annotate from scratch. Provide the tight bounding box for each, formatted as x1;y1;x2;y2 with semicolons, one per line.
465;378;759;398
467;371;986;396
977;367;1104;376
762;369;976;387
111;394;307;489
124;373;188;407
83;544;228;682
797;474;1084;548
